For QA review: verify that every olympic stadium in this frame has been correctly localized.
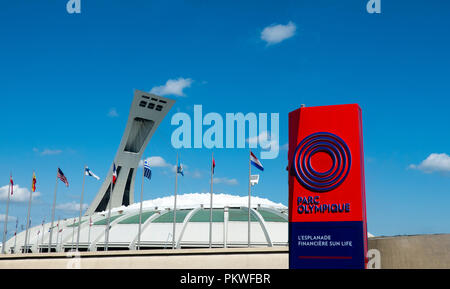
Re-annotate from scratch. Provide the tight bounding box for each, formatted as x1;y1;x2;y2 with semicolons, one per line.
3;89;449;270
3;90;290;254
5;193;288;253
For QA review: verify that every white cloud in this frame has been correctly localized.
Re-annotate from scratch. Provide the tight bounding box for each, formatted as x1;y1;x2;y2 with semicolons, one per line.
139;156;171;168
56;202;88;212
139;156;189;176
33;148;62;156
107;193;287;213
261;21;296;45
0;184;40;202
409;153;450;174
213;177;239;186
150;77;193;97
41;149;62;155
247;131;279;150
189;170;203;179
107;108;119;117
0;214;17;222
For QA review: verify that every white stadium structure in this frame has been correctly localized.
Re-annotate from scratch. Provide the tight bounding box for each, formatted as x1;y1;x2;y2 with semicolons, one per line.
5;90;290;254
5;193;288;253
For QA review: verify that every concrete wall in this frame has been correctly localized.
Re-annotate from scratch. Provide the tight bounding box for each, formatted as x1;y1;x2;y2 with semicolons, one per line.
0;234;449;269
368;234;450;269
0;247;288;269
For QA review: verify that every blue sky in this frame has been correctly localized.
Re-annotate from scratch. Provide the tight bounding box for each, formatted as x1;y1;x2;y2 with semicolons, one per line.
0;0;450;238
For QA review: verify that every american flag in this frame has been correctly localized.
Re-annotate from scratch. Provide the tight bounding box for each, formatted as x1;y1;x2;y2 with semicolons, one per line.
57;168;69;187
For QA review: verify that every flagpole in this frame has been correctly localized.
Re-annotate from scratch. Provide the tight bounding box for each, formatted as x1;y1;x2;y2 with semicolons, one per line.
248;151;252;248
88;216;92;249
37;231;40;252
40;220;45;253
76;166;87;251
172;152;178;250
71;219;75;251
48;169;59;253
2;174;12;254
13;219;18;254
105;170;114;252
137;161;145;251
56;218;60;252
26;220;31;253
209;152;214;249
24;171;34;253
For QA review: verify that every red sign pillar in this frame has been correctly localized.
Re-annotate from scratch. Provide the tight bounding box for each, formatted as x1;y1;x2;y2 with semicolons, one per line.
288;104;368;269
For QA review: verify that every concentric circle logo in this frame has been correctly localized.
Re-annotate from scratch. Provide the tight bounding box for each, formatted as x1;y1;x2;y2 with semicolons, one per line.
292;132;351;192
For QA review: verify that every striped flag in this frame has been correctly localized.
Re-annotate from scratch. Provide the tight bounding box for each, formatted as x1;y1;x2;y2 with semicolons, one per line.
112;163;117;184
9;174;13;195
212;157;216;174
57;168;69;187
144;160;152;180
32;172;37;192
85;167;100;180
177;158;184;176
250;151;264;171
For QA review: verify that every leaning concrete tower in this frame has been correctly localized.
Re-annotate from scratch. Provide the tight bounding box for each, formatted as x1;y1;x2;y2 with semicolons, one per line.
85;89;175;215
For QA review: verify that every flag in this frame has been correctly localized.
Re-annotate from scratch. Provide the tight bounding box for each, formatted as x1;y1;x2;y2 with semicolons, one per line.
10;174;13;195
177;158;184;176
212;157;216;174
89;216;93;227
250;174;260;186
37;230;40;235
32;172;37;192
250;151;264;171
112;163;117;184
85;167;100;180
144;160;152;180
57;168;69;187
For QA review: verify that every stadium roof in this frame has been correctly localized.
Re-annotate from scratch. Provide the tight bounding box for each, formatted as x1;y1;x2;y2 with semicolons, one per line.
6;193;288;253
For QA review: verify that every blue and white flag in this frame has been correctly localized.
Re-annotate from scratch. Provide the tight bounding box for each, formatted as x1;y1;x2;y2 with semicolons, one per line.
85;167;100;180
250;151;264;171
177;158;184;176
144;160;152;180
